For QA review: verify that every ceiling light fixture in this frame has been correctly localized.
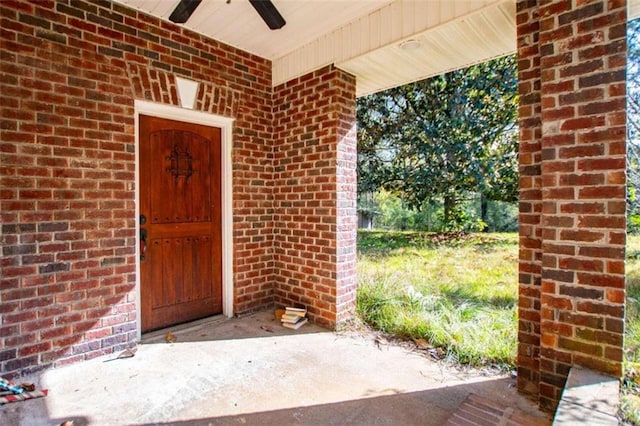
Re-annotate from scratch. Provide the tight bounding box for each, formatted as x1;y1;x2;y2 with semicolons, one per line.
399;39;421;51
249;0;286;30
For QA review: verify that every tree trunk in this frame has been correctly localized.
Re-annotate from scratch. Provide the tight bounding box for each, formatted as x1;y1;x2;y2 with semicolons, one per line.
444;195;456;228
480;194;489;232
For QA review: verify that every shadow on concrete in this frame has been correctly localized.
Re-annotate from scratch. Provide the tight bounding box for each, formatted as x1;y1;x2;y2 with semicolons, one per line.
2;378;549;426
137;379;551;426
1;311;550;426
0;397;86;426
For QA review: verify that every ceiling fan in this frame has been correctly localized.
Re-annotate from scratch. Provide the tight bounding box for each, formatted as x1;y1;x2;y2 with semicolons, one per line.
169;0;286;30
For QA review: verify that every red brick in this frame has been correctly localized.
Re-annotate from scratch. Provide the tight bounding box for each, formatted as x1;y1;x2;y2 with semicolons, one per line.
606;289;624;304
606;260;624;274
542;321;573;337
577;301;623;317
577;157;625;171
577;215;625;229
576;272;624;288
518;0;626;409
577;246;624;259
573;354;621;377
558;312;601;330
578;185;625;199
542;295;573;310
559;229;605;243
40;326;72;340
559;144;604;159
19;342;52;357
558;337;602;357
560;116;606;131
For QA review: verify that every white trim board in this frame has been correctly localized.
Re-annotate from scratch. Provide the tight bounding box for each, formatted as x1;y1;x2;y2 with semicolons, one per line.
134;100;235;340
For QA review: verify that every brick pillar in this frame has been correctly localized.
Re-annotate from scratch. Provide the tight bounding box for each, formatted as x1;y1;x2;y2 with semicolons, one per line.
335;73;358;325
516;0;627;412
272;65;358;328
516;0;543;399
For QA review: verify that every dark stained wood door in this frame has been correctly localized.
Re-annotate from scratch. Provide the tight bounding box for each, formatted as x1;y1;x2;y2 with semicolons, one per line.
139;115;222;332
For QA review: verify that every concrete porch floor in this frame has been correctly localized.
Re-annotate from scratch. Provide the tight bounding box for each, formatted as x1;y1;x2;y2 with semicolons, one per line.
1;310;550;425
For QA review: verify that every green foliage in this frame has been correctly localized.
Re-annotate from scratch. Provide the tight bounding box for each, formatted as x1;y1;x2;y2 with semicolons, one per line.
357;192;379;217
629;19;640;234
630;214;640;235
480;199;519;233
622;24;640;423
357;55;519;230
365;189;517;232
357;231;518;368
374;189;418;230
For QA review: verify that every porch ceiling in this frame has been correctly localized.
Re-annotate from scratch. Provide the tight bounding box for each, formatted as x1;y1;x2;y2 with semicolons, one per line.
116;0;640;97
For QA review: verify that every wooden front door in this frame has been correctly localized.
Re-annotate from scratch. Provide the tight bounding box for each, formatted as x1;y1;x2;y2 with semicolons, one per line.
139;115;222;332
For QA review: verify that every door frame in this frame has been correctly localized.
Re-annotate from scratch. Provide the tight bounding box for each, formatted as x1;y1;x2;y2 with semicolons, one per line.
134;100;234;339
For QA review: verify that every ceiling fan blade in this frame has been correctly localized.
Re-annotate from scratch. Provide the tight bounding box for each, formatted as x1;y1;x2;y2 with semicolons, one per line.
169;0;202;24
249;0;286;30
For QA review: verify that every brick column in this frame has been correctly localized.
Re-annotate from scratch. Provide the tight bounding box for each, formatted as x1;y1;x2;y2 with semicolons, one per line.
335;73;358;325
516;0;543;399
516;0;627;411
272;65;358;328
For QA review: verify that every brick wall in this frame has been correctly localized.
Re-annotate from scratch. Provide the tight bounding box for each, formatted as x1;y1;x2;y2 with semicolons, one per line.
335;72;358;325
516;0;627;411
516;0;543;399
0;0;274;378
272;65;357;328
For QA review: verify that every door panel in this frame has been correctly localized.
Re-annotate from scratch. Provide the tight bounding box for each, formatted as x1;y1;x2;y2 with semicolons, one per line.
147;236;213;309
140;115;222;332
148;129;212;224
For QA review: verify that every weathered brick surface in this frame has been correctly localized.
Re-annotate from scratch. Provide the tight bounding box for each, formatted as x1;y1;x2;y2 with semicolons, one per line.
335;72;358;325
516;0;627;412
516;0;543;400
272;65;357;328
0;0;276;378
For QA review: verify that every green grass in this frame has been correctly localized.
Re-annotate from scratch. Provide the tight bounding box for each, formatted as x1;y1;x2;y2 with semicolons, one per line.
622;235;640;424
356;231;640;423
356;230;518;368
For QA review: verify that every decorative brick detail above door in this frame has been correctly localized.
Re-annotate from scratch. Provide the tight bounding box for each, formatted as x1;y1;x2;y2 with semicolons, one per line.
126;63;242;118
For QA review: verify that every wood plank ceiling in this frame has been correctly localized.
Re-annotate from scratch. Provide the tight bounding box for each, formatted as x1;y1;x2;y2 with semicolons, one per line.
115;0;640;97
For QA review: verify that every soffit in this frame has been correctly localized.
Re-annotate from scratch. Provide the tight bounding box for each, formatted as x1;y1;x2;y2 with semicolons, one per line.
632;0;640;20
340;1;516;96
115;0;391;59
115;0;640;97
275;0;514;96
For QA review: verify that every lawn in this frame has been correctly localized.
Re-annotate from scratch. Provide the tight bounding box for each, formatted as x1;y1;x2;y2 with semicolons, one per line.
622;235;640;423
356;230;640;422
356;231;518;368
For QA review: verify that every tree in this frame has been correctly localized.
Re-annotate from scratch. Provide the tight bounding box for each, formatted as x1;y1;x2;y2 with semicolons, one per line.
357;55;519;230
628;18;640;232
